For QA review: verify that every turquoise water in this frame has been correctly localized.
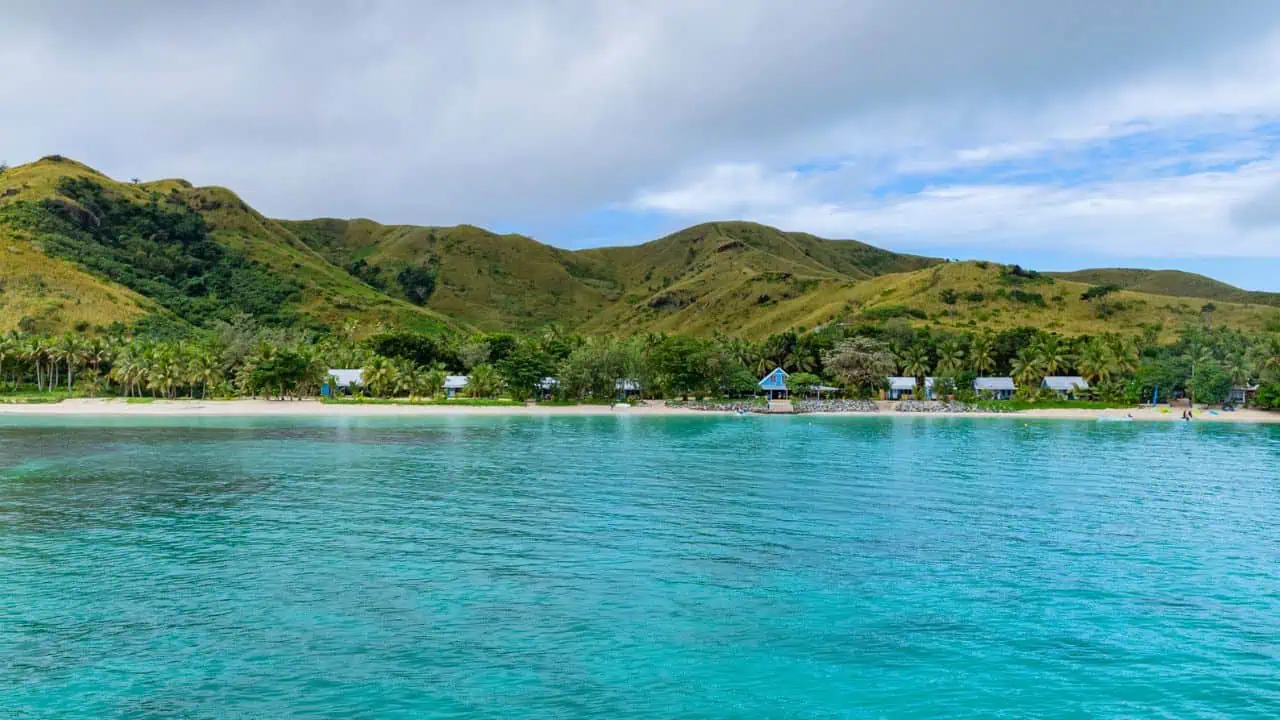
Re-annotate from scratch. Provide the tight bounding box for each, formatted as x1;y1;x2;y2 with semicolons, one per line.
2;416;1278;718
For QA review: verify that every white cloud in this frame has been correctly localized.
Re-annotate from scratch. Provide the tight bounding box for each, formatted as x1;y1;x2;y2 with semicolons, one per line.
3;0;1280;261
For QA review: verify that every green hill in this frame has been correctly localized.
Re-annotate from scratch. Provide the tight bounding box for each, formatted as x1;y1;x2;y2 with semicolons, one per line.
0;157;459;336
284;218;943;334
1050;268;1280;308
3;156;1278;340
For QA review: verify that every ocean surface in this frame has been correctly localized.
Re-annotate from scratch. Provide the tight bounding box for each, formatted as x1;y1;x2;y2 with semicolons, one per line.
1;415;1278;718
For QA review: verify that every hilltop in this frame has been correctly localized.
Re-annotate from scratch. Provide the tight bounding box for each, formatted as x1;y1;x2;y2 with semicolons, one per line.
1049;268;1280;308
3;156;1279;340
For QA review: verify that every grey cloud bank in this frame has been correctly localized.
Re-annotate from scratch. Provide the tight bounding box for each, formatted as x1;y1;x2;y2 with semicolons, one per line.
3;1;1279;263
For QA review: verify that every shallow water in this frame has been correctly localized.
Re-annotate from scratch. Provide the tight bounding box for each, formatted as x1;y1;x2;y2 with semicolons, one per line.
2;415;1278;718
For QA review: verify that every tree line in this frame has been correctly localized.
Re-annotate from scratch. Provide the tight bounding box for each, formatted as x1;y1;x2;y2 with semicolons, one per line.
1;315;1278;407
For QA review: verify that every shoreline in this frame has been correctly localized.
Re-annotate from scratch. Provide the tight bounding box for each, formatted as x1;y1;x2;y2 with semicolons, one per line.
0;398;1277;424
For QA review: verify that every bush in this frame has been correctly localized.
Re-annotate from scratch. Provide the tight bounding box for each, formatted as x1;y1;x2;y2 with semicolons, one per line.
939;288;959;305
1009;290;1047;307
1256;384;1280;410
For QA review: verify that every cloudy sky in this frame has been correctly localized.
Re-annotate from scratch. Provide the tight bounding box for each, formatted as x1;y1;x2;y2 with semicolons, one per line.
6;1;1280;289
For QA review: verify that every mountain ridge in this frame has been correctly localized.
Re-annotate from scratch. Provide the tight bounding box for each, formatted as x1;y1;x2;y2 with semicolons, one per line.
3;156;1279;339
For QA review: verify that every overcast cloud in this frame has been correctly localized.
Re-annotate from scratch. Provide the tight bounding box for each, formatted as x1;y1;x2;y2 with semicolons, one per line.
4;1;1280;283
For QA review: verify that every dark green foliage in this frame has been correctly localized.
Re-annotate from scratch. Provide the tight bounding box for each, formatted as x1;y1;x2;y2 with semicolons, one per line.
1081;284;1121;301
345;259;387;290
999;264;1050;285
1009;290;1047;307
396;265;437;305
651;335;709;398
367;332;458;369
939;288;959;305
1256;383;1280;409
963;291;985;303
861;305;927;320
1188;362;1232;404
242;348;313;398
483;333;519;365
3;178;299;325
497;341;554;400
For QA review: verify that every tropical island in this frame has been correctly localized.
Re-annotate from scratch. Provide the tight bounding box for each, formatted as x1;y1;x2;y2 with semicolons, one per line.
2;155;1279;419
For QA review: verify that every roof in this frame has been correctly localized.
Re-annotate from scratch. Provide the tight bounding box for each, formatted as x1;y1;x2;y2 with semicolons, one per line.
888;376;932;391
758;368;789;390
615;378;641;391
974;377;1015;391
1042;376;1089;391
444;375;470;390
328;368;363;387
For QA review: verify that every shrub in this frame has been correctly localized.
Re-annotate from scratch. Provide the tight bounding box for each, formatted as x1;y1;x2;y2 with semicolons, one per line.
1009;289;1047;307
939;288;959;305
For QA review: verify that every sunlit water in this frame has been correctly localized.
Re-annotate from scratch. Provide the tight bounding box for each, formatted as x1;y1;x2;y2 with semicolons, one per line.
2;415;1278;718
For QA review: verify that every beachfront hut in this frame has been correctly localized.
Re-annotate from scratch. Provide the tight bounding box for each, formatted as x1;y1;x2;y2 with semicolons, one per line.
758;368;789;400
888;376;933;400
535;377;559;399
444;375;469;398
1226;384;1258;406
323;368;364;397
974;376;1015;400
1042;376;1089;398
615;379;642;400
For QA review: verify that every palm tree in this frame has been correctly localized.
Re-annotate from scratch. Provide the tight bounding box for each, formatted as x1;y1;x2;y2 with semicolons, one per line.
900;345;930;385
968;333;996;375
1031;334;1071;377
934;339;965;376
0;333;14;391
54;333;88;392
1076;339;1117;384
423;366;446;398
467;363;501;398
188;350;223;399
1011;347;1043;387
361;356;399;398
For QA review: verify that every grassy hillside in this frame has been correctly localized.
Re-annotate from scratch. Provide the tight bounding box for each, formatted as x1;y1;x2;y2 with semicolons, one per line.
281;219;620;332
795;262;1280;340
285;218;942;335
4;156;1276;341
0;157;458;336
1050;268;1280;308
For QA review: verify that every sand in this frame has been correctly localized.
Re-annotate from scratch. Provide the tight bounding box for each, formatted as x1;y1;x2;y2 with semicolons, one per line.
0;398;1277;423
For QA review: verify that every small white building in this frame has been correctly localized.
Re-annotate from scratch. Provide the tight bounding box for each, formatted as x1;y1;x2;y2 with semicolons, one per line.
888;376;933;400
1042;376;1089;397
974;377;1016;400
444;375;469;398
615;379;642;399
325;369;364;396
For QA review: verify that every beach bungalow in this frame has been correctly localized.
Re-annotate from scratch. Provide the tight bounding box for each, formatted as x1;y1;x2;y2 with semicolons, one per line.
758;367;789;400
535;377;559;399
1226;384;1258;407
888;376;932;400
974;376;1016;400
1042;376;1089;398
444;375;469;398
615;379;642;400
323;368;364;397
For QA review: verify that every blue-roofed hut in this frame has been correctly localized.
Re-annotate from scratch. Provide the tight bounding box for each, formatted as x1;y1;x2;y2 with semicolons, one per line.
758;368;789;400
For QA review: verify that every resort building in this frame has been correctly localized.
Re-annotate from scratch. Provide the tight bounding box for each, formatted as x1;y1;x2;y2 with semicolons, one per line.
1226;384;1258;406
973;377;1015;400
615;379;643;400
888;376;932;400
1042;376;1089;397
758;367;789;400
444;375;469;398
323;368;364;397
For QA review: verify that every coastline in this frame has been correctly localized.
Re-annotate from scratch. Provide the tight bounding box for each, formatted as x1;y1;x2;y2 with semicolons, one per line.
0;398;1277;423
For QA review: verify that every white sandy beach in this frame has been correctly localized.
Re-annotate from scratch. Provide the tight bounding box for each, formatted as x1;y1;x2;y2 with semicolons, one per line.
0;398;1277;423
